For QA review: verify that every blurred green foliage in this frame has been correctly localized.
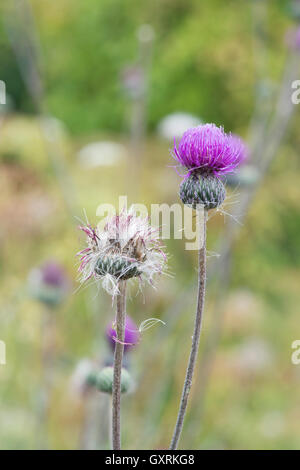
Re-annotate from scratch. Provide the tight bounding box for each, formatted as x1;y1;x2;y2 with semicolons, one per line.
0;0;294;133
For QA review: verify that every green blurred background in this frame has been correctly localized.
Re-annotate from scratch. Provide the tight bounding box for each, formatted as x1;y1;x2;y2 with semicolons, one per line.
0;0;300;450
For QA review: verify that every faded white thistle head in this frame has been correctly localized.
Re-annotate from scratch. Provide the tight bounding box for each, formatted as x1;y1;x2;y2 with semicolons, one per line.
77;208;166;296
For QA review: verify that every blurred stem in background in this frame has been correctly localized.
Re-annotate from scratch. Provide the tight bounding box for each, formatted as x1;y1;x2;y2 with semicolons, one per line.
37;305;57;449
79;394;110;450
170;210;207;449
4;0;79;219
124;24;154;200
27;260;70;448
112;280;127;450
248;0;273;157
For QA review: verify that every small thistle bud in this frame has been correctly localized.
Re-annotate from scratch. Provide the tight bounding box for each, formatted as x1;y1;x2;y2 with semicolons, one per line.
179;171;226;210
173;124;245;210
96;367;133;394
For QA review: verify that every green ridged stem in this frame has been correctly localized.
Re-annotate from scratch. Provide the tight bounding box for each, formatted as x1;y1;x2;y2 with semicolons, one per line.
112;280;127;450
170;210;208;449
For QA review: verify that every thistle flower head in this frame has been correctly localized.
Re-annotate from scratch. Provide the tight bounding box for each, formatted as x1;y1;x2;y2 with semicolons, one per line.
106;315;140;352
173;124;245;210
77;207;166;296
42;261;69;287
173;123;244;177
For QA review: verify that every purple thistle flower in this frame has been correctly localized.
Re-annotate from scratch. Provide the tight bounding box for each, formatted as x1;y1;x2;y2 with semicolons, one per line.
28;260;70;307
106;316;140;352
173;124;244;177
42;261;69;287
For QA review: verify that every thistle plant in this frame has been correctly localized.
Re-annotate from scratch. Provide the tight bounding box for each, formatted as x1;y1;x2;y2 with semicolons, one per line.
77;207;166;450
170;124;243;449
77;208;165;296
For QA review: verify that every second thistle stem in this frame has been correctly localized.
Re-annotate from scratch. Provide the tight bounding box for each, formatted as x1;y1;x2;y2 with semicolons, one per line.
170;210;207;450
112;280;127;450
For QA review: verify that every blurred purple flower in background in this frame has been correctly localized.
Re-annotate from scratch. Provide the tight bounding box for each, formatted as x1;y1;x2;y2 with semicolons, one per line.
28;260;70;307
286;26;300;51
106;316;140;352
42;261;68;287
121;65;145;100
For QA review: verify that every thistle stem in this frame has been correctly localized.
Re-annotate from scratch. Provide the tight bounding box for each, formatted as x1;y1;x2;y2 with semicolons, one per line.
170;210;207;450
112;280;127;450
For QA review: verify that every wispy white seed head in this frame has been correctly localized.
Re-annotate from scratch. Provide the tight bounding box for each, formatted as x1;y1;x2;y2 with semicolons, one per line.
77;207;167;296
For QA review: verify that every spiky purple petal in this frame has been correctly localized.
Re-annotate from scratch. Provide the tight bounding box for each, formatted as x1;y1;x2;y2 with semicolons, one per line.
173;124;244;176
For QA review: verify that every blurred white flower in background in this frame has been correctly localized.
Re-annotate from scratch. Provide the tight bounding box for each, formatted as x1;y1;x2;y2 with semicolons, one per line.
223;289;262;334
231;337;274;377
157;112;203;141
259;411;286;439
70;359;97;397
39;116;68;142
78;141;126;168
